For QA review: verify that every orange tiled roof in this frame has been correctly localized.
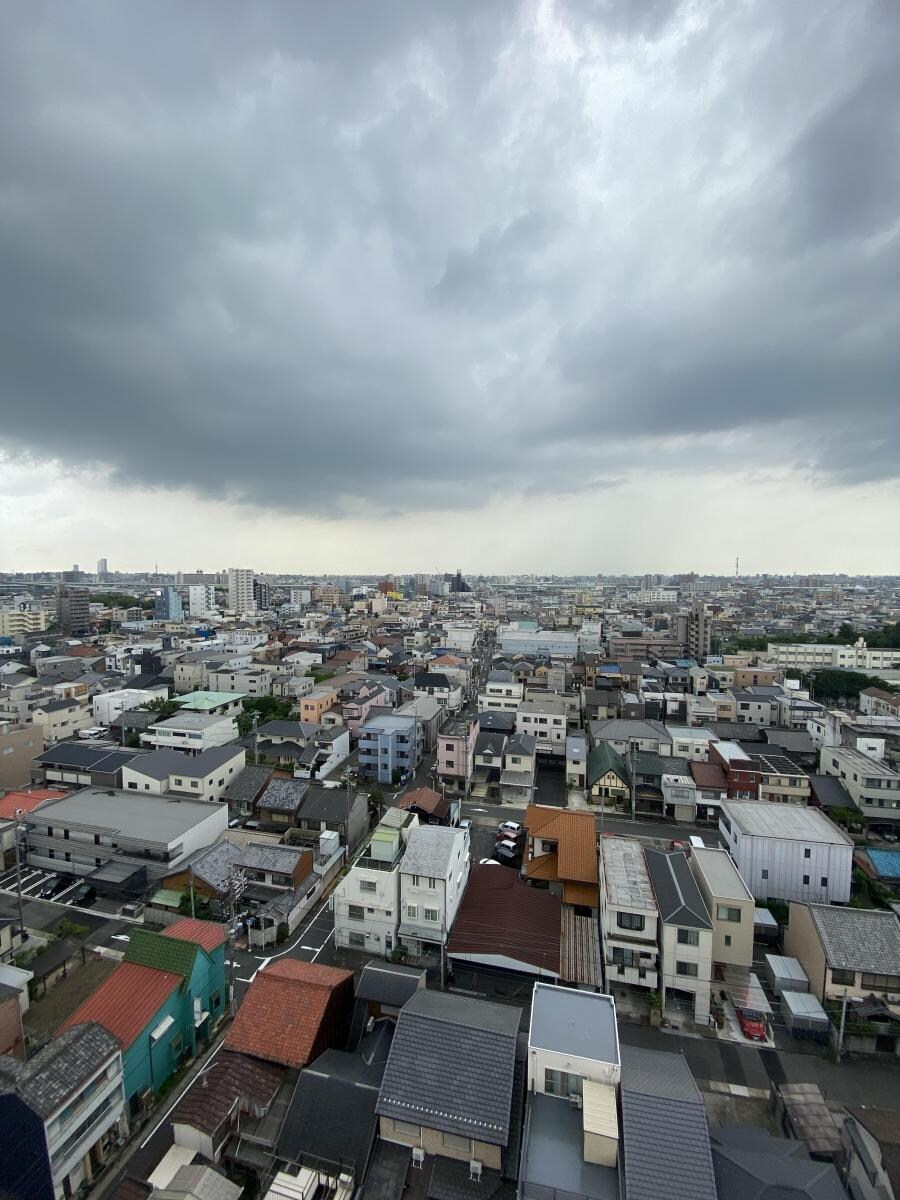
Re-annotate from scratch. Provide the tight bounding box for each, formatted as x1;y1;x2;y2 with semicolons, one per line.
524;805;598;885
563;881;600;908
525;852;559;882
225;959;353;1068
58;962;181;1048
164;918;227;952
0;789;67;820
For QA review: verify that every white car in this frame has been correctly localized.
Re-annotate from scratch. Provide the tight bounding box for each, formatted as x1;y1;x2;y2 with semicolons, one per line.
497;821;523;838
479;858;501;866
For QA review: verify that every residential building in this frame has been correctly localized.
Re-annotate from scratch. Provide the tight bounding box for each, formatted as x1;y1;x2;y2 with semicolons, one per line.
376;990;521;1176
819;745;900;833
207;668;272;696
859;687;900;719
720;800;854;905
25;788;228;888
588;718;672;757
448;864;562;979
0;1022;127;1200
31;700;92;744
599;837;659;991
0;606;48;638
678;600;712;660
394;695;443;752
121;746;245;802
520;986;620;1199
165;839;312;904
188;585;217;618
436;716;477;795
565;732;587;797
60;921;227;1108
30;742;140;790
645;848;714;1024
765;639;900;672
153;586;184;622
56;585;91;635
730;686;781;726
141;710;239;753
394;786;453;825
668;726;718;761
516;698;567;758
358;713;422;785
0;981;25;1057
478;671;524;712
226;568;256;615
333;809;417;956
299;687;339;724
398;824;470;957
413;671;463;713
222;763;273;818
785;902;900;1005
587;741;630;806
0;722;43;790
711;1126;846;1200
688;847;754;969
523;806;600;910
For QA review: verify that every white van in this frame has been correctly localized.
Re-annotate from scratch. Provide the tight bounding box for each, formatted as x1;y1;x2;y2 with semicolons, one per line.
689;835;705;850
78;727;107;740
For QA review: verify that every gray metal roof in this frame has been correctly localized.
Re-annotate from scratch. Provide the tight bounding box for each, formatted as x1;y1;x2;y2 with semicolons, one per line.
589;718;672;744
376;990;519;1145
529;984;619;1064
33;742;144;773
620;1045;717;1200
30;788;223;843
0;1021;119;1118
126;745;243;781
645;849;713;930
258;777;310;813
356;962;425;1008
710;1126;847;1200
807;903;900;974
399;825;465;879
222;764;273;805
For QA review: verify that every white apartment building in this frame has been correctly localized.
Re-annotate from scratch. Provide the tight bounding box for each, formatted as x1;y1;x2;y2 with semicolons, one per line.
819;745;900;831
441;623;479;653
688;847;754;970
719;800;853;905
645;849;714;1025
141;711;238;753
599;837;659;991
333;809;418;956
478;674;524;712
226;567;256;615
207;668;273;697
633;587;678;605
92;688;161;726
398;824;471;957
527;985;620;1096
188;585;217;618
766;639;900;673
121;745;246;802
516;699;567;757
31;701;92;744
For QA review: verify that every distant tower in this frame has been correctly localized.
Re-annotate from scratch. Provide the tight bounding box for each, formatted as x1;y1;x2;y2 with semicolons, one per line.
735;556;740;580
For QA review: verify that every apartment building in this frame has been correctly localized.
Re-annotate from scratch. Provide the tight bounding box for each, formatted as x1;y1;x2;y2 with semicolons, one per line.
299;687;339;724
0;721;44;790
516;698;567;758
121;746;246;802
730;687;781;725
0;607;47;638
477;671;524;712
766;639;900;672
436;716;477;795
188;585;217;617
332;809;418;956
688;847;754;970
599;837;659;990
398;824;470;957
358;713;422;785
819;745;900;832
31;700;92;745
668;726;718;761
645;848;714;1024
207;668;273;697
141;710;238;753
719;800;853;905
226;567;256;615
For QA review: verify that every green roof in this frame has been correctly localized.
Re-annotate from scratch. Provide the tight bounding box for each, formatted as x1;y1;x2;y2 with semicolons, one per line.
124;927;199;982
176;691;244;710
149;888;183;909
587;742;629;787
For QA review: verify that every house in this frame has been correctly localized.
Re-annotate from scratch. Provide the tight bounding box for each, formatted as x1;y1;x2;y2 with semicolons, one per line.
394;786;452;825
688;847;754;970
256;778;310;828
565;733;587;797
523;805;599;910
520;985;620;1199
169;1050;284;1165
667;726;718;762
500;732;536;806
288;785;370;853
860;688;900;719
599;837;659;992
206;667;273;696
730;686;781;726
711;1126;847;1200
413;672;463;713
165;840;313;903
435;716;478;796
689;761;728;820
355;961;426;1020
620;1045;717;1200
358;713;422;785
477;709;517;736
30;741;142;790
784;902;900;1006
719;801;853;905
168;691;245;719
30;699;92;744
819;746;900;835
394;695;444;752
587;741;630;806
0;788;66;863
376;990;521;1177
448;864;562;979
292;724;351;782
222;763;273;818
0;1022;127;1200
333;809;418;957
59;921;227;1109
645;848;714;1024
516;698;567;757
299;687;340;724
225;961;355;1068
398;824;471;958
120;746;246;802
472;730;507;799
478;672;524;713
142;711;238;754
588;718;672;757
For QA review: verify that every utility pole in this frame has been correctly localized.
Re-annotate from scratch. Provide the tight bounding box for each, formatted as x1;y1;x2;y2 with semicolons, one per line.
836;989;850;1064
13;810;26;945
629;741;636;823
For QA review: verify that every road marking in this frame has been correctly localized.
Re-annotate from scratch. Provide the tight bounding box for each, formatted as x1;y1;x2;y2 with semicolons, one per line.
139;1041;224;1149
311;930;335;961
300;945;318;951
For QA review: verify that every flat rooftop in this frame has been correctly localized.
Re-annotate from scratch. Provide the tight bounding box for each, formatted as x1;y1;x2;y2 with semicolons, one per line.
690;847;753;902
530;983;619;1065
522;1092;618;1200
601;837;656;911
29;788;222;842
722;801;852;846
176;691;244;710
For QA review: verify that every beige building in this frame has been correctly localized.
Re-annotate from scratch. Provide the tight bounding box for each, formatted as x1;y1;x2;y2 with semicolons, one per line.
0;722;45;789
688;848;754;970
30;700;92;745
299;687;339;724
0;608;48;638
785;901;900;1005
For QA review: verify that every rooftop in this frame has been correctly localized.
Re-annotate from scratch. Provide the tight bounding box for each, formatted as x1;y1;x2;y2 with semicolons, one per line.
58;962;181;1048
529;983;619;1064
399;824;464;879
689;847;753;903
645;849;713;930
125;745;243;780
175;691;244;710
600;837;657;911
522;1091;618;1200
806;903;900;974
722;801;853;845
0;1022;121;1118
29;788;223;842
355;962;426;1009
448;865;561;975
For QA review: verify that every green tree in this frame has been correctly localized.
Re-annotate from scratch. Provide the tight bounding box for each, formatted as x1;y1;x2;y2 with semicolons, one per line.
801;669;896;705
139;697;183;720
237;695;296;737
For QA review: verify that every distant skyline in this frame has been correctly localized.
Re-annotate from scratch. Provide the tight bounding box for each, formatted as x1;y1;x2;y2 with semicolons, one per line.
1;2;898;568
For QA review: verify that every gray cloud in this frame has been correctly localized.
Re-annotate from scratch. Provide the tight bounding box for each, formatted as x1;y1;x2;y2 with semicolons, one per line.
0;0;898;520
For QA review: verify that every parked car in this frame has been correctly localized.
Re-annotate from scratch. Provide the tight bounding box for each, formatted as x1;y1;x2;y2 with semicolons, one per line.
39;876;69;899
737;1008;768;1042
68;884;97;908
479;858;501;866
498;821;523;838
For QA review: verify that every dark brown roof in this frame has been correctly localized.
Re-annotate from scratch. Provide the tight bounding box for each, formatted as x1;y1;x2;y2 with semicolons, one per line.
690;761;727;790
448;864;561;974
394;786;449;818
170;1050;283;1136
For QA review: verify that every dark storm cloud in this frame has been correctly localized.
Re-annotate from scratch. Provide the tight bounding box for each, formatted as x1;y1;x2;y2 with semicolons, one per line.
0;0;898;518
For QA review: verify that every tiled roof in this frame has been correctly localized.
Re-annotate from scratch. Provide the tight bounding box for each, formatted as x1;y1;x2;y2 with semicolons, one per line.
164;918;226;953
225;960;354;1068
124;928;200;980
525;852;559;882
563;881;600;907
0;1022;120;1118
0;789;67;820
807;903;900;974
448;866;561;974
645;849;713;931
587;742;629;787
394;787;448;817
524;806;598;884
58;962;181;1048
399;825;464;878
258;777;310;813
170;1050;282;1137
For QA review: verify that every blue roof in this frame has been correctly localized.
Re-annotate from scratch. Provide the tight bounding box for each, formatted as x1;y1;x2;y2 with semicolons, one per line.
598;664;622;674
866;849;900;879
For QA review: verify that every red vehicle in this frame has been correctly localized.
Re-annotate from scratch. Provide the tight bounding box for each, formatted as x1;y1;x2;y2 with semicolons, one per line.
737;1008;767;1041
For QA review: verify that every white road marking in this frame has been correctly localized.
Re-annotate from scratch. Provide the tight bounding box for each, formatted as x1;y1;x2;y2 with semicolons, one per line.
139;1042;224;1149
311;930;335;961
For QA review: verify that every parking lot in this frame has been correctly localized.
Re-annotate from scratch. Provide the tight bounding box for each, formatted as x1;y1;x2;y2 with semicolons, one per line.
0;864;90;906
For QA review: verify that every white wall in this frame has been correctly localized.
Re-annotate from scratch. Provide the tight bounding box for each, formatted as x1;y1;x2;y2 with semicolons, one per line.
720;820;852;905
659;923;712;1024
528;1045;620;1093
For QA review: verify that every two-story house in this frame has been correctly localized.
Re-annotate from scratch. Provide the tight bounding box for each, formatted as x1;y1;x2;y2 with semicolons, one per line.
688;847;754;971
599;837;659;991
645;848;714;1024
499;731;537;806
413;672;463;714
398;824;470;958
121;746;246;802
0;1022;127;1200
142;711;239;754
436;717;477;796
477;671;524;713
785;902;900;1007
333;809;418;956
516;699;567;758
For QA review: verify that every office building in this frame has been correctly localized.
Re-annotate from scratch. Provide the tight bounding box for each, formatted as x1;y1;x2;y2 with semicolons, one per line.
96;557;108;579
55;584;90;635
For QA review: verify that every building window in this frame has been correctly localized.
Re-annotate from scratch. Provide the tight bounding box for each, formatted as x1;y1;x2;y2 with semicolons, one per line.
393;1120;421;1138
676;961;699;978
406;905;418;920
716;905;741;923
348;904;365;922
211;990;222;1010
544;1068;582;1098
612;947;639;968
443;1132;470;1152
724;934;732;947
861;973;900;991
677;928;700;945
423;907;439;922
802;875;809;885
360;880;377;894
803;848;811;859
831;968;855;985
761;869;768;880
348;932;366;948
617;912;645;932
820;877;828;888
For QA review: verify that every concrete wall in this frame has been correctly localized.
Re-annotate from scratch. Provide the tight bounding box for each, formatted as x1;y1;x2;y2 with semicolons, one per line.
379;1116;502;1171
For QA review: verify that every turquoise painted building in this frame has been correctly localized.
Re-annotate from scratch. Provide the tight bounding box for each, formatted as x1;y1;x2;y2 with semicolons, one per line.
61;918;227;1109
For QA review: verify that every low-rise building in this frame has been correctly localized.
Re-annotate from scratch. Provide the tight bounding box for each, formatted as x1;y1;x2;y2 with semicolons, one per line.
413;671;463;713
477;671;524;712
819;745;900;834
719;800;853;905
516;698;567;757
333;809;417;957
599;837;659;991
398;824;470;958
688;847;754;970
0;721;44;790
206;668;273;696
448;864;562;979
141;710;239;754
358;713;422;786
645;848;714;1024
30;700;92;744
435;716;477;795
785;901;900;1006
120;746;246;802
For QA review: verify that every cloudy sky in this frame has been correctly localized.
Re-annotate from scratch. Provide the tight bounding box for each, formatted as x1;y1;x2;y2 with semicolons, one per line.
1;0;898;576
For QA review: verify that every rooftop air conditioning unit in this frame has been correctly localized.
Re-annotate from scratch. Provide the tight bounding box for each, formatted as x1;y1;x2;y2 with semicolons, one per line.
412;1148;425;1168
569;1093;583;1109
469;1161;483;1182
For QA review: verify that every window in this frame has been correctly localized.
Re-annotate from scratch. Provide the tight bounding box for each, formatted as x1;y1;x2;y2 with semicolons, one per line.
544;1068;582;1097
724;934;732;947
393;1120;421;1138
211;990;222;1011
423;907;439;922
861;973;900;991
127;782;137;789
716;905;741;923
348;904;365;922
676;961;699;978
348;931;366;948
411;875;420;887
612;947;640;968
802;875;809;885
803;848;811;859
406;905;418;919
443;1132;470;1152
677;928;700;946
617;912;645;932
831;968;855;985
360;880;376;894
820;877;828;888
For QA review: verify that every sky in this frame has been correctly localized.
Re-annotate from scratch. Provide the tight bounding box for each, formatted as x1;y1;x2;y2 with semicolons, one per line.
1;0;898;576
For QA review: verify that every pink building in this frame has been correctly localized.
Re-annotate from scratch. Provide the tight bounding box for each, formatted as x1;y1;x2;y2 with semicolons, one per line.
437;717;478;795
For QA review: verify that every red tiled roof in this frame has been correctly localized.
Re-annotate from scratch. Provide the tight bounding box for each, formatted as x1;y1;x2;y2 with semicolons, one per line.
58;962;181;1048
394;787;448;816
170;1050;283;1136
449;865;561;974
225;959;353;1068
690;761;727;790
164;917;227;952
0;789;67;820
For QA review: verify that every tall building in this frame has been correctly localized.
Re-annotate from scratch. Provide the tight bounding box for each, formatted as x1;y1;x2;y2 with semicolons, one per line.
676;600;711;660
153;586;184;622
227;567;256;614
253;578;271;610
96;557;109;579
56;585;90;635
188;585;217;618
61;565;84;583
